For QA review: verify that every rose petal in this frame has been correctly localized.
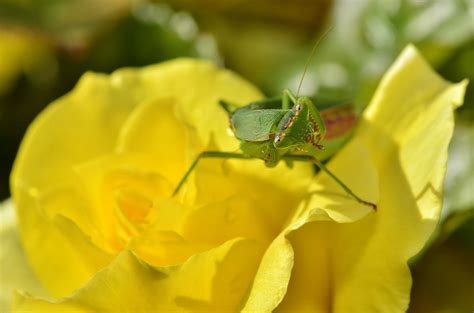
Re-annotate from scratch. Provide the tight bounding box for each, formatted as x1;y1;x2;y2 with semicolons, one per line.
13;238;263;312
241;45;467;312
11;187;111;297
275;45;468;312
11;59;265;296
330;46;466;312
73;153;174;252
241;98;379;313
297;137;379;224
192;159;313;236
138;60;263;151
116;97;189;184
0;200;48;313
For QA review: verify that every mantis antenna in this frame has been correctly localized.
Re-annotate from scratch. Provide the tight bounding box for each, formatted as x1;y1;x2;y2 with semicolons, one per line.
295;26;333;97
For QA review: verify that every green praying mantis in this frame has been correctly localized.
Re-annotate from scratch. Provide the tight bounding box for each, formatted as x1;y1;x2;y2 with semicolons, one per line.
172;31;377;210
172;90;376;210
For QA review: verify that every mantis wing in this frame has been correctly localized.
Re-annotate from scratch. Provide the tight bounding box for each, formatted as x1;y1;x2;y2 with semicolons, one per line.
314;102;357;161
320;102;356;140
231;109;287;142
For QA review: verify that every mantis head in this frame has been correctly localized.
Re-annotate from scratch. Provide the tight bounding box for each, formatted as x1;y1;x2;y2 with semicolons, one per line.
273;97;326;151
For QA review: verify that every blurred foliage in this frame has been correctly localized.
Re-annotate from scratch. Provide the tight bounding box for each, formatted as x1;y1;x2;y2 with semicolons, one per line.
408;211;474;313
261;0;474;106
158;0;333;86
160;0;332;28
0;30;55;97
438;41;474;121
0;0;132;47
444;124;474;215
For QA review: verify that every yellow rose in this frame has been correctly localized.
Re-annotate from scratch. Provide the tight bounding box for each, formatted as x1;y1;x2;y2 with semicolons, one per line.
6;45;467;312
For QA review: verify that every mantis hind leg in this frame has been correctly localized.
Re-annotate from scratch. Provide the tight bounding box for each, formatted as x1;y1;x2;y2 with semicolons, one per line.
310;157;377;210
283;154;377;210
172;151;252;196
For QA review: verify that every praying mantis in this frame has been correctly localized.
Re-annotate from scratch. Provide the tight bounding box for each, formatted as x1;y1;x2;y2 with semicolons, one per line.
172;29;377;210
172;90;376;210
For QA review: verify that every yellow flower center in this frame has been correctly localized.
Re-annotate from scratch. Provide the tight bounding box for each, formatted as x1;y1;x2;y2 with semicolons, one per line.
114;188;153;224
92;161;174;252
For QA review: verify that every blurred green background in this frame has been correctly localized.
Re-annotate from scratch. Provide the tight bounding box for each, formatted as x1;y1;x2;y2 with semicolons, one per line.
0;0;472;311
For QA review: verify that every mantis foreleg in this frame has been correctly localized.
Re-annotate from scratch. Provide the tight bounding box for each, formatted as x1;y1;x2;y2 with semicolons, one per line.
282;89;297;110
